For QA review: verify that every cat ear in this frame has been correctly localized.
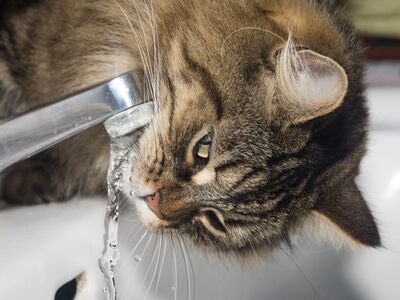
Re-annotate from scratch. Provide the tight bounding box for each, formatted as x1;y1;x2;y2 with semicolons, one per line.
275;48;348;125
312;181;381;247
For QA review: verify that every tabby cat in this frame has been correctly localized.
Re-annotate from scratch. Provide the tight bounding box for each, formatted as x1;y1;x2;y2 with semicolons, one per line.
0;0;380;257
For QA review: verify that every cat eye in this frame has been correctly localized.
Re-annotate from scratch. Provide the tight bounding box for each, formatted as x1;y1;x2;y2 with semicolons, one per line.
194;135;212;161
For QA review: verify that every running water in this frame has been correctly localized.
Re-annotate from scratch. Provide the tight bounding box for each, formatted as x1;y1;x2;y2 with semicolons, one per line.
99;141;126;300
99;134;137;300
99;96;153;300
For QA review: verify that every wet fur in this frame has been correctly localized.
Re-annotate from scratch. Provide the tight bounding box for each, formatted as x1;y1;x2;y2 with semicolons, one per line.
0;0;380;257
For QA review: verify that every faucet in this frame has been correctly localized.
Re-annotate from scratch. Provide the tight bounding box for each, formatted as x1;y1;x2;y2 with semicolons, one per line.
0;71;153;171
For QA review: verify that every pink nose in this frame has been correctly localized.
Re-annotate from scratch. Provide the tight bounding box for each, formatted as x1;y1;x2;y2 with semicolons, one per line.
144;192;163;219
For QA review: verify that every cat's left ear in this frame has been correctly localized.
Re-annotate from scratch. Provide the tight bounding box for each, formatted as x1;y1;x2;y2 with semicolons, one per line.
275;49;348;125
312;181;381;248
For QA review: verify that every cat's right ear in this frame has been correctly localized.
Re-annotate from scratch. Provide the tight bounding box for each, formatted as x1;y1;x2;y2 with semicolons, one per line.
312;180;381;248
273;46;348;125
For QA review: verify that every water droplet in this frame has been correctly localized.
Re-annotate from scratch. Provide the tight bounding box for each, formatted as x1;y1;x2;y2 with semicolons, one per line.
134;256;142;262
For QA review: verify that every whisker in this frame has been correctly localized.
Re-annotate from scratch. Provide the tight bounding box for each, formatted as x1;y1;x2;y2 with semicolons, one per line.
135;232;154;268
141;234;160;293
145;233;163;298
127;228;149;259
119;217;140;223
180;235;196;300
118;228;150;297
176;233;191;300
126;223;144;242
118;197;129;211
147;0;161;107
248;239;258;257
170;233;178;300
140;0;162;140
121;216;140;225
123;232;154;284
130;0;154;81
142;0;157;66
279;246;320;300
113;0;155;101
221;26;286;58
154;233;168;296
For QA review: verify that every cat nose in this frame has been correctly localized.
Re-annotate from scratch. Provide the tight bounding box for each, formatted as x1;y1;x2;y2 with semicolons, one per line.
144;191;163;219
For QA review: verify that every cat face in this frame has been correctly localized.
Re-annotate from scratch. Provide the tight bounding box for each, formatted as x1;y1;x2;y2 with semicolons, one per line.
122;0;380;257
127;90;293;255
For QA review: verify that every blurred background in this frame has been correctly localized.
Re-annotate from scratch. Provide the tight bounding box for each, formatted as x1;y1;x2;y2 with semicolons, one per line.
348;0;400;85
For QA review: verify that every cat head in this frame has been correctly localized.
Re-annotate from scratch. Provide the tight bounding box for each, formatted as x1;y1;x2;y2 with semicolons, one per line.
120;0;380;258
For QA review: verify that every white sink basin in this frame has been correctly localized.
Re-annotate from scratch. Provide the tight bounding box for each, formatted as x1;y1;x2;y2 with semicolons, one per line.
0;199;107;300
1;86;400;300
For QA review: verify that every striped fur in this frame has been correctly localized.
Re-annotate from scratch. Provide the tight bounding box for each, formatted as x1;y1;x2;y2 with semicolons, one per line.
0;0;380;257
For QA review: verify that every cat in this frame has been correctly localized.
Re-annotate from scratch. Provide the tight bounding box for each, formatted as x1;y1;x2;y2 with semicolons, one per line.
0;0;380;257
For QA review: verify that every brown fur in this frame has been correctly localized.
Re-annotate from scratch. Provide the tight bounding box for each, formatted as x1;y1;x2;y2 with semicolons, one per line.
0;0;380;257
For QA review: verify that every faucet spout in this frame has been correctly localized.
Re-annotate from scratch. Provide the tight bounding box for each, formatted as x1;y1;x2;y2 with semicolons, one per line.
0;71;152;171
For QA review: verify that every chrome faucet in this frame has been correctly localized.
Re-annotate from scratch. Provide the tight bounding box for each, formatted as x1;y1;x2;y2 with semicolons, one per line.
0;71;153;171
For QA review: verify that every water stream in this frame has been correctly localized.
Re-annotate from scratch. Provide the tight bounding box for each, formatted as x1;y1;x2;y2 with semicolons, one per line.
99;98;152;299
99;142;125;300
99;134;137;300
